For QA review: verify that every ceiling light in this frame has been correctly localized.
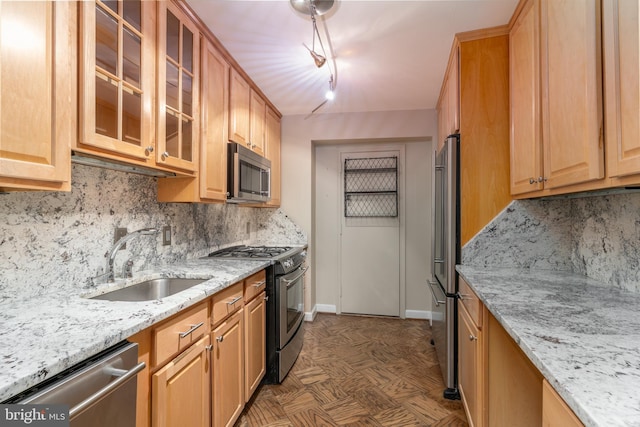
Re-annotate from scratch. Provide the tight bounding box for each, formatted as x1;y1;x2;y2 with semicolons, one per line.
290;0;335;16
325;76;335;100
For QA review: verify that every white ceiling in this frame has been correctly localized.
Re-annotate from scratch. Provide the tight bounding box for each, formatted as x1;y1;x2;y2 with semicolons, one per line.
186;0;519;116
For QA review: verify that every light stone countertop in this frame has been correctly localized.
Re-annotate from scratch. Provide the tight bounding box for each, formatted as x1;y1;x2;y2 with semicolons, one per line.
456;265;640;427
0;258;271;402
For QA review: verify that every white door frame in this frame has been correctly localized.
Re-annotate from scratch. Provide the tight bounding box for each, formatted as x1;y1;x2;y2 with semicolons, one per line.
336;143;406;318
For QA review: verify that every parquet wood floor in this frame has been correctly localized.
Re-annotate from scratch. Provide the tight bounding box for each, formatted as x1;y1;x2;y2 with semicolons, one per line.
235;313;469;427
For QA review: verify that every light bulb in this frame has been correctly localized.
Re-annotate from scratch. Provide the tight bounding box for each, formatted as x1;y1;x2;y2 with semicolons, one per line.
325;90;335;100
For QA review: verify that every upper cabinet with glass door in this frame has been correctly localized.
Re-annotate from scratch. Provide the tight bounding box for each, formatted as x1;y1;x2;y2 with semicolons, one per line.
78;0;156;164
157;1;200;173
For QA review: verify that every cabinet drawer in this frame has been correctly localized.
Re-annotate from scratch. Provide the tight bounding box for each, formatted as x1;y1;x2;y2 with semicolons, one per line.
153;302;209;368
211;281;244;326
459;276;483;328
244;270;266;302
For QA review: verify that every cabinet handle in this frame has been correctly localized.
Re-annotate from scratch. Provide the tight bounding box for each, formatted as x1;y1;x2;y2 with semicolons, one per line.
529;178;537;184
216;336;224;343
179;322;204;338
253;280;265;288
469;334;478;341
161;151;170;160
206;344;213;352
227;296;242;306
246;142;251;147
537;176;547;183
145;146;154;156
264;295;269;301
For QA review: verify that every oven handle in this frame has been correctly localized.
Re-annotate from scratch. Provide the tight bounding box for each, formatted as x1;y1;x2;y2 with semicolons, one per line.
281;266;309;289
428;280;446;306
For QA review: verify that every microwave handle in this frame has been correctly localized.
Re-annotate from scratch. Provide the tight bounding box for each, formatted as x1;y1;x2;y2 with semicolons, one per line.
262;168;271;197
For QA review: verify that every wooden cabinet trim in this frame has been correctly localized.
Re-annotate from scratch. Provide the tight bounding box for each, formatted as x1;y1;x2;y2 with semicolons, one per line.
211;281;244;327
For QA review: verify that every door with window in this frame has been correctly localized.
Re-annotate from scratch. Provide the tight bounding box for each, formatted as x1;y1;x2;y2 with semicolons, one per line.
340;150;401;317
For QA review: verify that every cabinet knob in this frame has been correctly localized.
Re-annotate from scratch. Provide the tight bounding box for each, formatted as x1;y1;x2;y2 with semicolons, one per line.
246;142;251;147
537;176;547;183
145;146;154;156
206;344;213;352
264;295;269;301
161;151;170;160
529;178;537;184
469;334;478;341
216;336;224;343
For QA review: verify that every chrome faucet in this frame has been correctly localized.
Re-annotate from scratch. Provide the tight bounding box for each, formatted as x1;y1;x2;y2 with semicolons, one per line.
104;228;159;282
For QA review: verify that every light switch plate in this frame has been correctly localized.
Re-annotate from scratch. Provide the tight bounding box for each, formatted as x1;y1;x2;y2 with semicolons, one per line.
163;225;172;246
114;228;128;250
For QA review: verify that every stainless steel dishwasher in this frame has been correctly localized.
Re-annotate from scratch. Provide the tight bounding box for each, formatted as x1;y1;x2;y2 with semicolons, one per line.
9;341;144;427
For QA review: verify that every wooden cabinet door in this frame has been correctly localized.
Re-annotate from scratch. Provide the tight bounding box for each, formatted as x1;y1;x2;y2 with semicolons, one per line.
604;0;640;179
229;68;251;148
152;335;210;427
447;47;460;136
157;1;199;172
212;309;244;427
542;380;583;427
541;0;603;189
249;91;266;156
78;0;155;163
244;292;266;401
265;107;281;207
509;0;543;195
200;39;229;202
458;302;482;427
0;1;74;191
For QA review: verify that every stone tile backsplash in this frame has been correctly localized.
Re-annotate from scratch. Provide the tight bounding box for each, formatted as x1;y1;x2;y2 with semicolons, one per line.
0;164;305;299
463;191;640;293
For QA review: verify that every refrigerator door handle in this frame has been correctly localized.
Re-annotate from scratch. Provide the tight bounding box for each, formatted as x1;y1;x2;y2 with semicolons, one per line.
428;280;446;306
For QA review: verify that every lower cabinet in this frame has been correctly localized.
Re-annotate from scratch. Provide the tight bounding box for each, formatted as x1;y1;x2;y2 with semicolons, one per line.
152;335;211;427
458;301;483;427
458;277;583;427
244;291;266;400
542;380;584;427
211;309;244;427
128;269;268;427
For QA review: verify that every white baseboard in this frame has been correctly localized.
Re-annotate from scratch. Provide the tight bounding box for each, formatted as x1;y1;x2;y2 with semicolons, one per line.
405;309;431;320
304;305;318;322
315;304;337;314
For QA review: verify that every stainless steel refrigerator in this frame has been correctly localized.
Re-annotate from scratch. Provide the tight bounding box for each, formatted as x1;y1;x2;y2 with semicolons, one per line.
429;133;460;400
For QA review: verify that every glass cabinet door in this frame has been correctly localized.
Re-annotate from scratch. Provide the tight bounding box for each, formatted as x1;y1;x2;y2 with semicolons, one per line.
79;0;155;160
157;2;199;172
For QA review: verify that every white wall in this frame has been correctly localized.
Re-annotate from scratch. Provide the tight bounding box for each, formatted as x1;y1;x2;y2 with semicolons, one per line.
280;109;438;318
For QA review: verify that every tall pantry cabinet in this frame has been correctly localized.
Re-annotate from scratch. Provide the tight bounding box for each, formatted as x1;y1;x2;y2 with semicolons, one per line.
437;28;512;246
0;2;75;191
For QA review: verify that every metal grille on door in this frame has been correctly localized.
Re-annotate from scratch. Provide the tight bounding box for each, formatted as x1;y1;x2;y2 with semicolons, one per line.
344;156;398;217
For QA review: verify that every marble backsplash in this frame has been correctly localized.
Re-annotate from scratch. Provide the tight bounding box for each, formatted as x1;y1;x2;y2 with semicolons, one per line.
0;164;306;299
462;192;640;293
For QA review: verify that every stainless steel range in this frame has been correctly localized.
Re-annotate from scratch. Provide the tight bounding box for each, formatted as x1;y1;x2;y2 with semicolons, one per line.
208;245;307;384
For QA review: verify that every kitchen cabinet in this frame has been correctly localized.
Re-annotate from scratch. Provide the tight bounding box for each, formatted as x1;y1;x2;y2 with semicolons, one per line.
0;1;75;191
77;0;156;167
542;380;583;427
603;0;640;185
157;1;200;173
436;47;459;151
486;312;543;427
157;37;229;203
457;277;485;427
152;335;211;427
229;68;251;148
509;0;604;196
249;91;266;156
265;106;282;207
211;309;244;427
244;271;266;400
439;28;511;245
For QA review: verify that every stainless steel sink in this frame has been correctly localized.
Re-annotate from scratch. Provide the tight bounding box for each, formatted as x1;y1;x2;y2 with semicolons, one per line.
90;278;206;302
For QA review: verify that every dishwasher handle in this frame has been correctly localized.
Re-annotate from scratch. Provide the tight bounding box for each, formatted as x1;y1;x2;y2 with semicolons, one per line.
69;361;145;418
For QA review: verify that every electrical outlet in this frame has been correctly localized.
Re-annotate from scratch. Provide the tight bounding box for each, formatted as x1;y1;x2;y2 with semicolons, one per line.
114;228;128;250
246;221;251;235
163;225;172;246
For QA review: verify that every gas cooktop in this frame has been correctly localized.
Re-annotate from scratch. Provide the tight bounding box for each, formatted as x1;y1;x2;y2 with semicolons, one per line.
208;245;293;259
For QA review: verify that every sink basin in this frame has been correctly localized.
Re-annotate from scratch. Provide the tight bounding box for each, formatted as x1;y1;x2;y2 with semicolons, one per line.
90;278;206;302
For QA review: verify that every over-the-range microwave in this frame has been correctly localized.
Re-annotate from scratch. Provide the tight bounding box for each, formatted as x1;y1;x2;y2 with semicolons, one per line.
227;142;271;203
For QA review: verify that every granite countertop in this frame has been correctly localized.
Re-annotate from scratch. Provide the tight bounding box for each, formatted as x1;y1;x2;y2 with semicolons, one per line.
0;258;271;402
456;265;640;427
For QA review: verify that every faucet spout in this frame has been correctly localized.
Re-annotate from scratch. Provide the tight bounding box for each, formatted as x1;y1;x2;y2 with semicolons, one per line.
105;228;159;282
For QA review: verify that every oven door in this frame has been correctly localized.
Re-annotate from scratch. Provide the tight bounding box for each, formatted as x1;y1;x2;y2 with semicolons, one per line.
278;264;308;348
